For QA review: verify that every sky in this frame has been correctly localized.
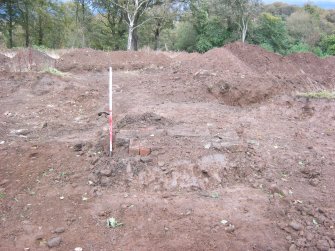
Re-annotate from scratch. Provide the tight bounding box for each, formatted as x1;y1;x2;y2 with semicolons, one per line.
58;0;335;10
263;0;335;9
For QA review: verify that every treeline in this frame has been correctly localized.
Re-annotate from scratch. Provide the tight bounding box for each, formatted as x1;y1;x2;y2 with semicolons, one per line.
0;0;335;56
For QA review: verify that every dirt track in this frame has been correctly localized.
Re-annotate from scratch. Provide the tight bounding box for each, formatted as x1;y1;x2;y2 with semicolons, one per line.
1;43;335;251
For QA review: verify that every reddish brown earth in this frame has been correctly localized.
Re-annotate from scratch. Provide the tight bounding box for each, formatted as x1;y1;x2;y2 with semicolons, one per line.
1;42;335;251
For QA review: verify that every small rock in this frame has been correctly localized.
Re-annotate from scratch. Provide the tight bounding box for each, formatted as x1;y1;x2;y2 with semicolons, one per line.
309;178;320;187
35;235;44;241
316;239;330;251
306;232;314;241
158;161;165;167
115;137;129;147
73;143;84;152
52;227;65;234
225;224;235;233
0;179;9;186
269;184;284;195
98;210;108;217
99;169;112;177
289;221;303;231
88;173;99;184
42;122;48;128
140;156;153;163
296;238;306;247
100;176;111;186
204;143;211;149
47;237;62;248
4;111;12;117
289;244;298;251
11;129;30;136
74;248;83;251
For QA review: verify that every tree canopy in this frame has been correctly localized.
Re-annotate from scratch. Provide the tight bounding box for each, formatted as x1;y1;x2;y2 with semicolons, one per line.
0;0;334;56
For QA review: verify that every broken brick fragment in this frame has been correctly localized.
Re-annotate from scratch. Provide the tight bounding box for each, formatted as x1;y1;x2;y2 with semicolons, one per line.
129;138;140;156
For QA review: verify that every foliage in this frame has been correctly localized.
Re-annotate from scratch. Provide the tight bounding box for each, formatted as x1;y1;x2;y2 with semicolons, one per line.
260;43;274;52
263;2;298;18
191;4;229;52
286;10;322;47
0;0;334;56
253;12;290;54
297;91;335;99
196;18;229;52
288;42;310;54
42;67;64;76
174;21;197;52
321;34;335;55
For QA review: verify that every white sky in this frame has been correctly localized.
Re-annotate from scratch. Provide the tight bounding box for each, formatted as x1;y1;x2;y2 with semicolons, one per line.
263;0;335;8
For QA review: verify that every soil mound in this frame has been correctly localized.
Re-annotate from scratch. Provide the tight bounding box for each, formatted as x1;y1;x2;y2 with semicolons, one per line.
184;46;253;75
11;48;56;72
225;42;298;76
286;53;335;87
56;48;172;72
187;42;335;105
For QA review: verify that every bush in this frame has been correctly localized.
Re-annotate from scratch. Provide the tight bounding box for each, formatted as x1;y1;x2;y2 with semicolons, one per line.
174;22;197;52
320;34;335;55
288;43;310;53
297;90;335;99
260;43;274;52
195;18;229;53
253;13;291;54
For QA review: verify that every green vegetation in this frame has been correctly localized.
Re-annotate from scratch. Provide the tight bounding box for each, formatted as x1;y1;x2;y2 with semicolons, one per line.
297;91;335;99
0;0;335;56
42;67;64;76
253;12;290;54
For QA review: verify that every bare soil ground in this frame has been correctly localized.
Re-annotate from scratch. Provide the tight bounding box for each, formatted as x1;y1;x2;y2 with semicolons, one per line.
1;43;335;251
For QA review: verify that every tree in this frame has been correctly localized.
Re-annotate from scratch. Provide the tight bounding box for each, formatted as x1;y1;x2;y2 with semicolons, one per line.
107;0;162;50
0;0;19;48
287;10;322;47
147;1;174;50
92;0;128;50
227;0;261;43
321;34;335;55
263;2;297;19
174;21;197;52
253;12;290;54
190;0;229;52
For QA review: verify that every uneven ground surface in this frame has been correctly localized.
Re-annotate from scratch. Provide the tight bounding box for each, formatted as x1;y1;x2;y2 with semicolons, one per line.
1;43;335;251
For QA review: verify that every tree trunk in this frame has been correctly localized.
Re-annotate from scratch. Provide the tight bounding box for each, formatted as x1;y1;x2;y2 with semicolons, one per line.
81;0;85;22
127;22;138;51
24;3;30;47
38;15;43;46
127;25;134;50
241;27;247;43
154;28;160;51
241;17;248;43
133;28;138;51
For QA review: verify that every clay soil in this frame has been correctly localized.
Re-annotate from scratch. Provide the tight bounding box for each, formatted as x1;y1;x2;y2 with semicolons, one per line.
1;43;335;251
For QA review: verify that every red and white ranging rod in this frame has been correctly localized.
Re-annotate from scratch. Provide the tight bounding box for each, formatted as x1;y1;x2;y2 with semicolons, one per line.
109;67;113;156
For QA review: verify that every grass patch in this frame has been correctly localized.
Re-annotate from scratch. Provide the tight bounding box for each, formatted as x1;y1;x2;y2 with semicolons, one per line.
42;67;64;76
297;90;335;99
0;193;5;199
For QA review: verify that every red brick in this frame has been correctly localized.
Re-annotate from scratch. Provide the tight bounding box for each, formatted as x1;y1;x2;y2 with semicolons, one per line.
129;138;140;156
139;147;151;157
